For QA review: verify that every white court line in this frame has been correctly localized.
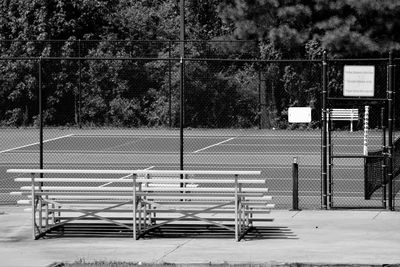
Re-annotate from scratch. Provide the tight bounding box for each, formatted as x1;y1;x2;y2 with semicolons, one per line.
0;134;74;154
193;137;235;153
98;166;155;187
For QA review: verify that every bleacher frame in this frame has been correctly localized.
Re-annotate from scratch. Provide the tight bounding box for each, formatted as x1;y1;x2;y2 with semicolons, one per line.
7;169;274;241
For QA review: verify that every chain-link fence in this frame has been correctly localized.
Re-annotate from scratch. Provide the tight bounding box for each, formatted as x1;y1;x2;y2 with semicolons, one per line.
0;58;41;204
326;59;389;209
1;40;399;210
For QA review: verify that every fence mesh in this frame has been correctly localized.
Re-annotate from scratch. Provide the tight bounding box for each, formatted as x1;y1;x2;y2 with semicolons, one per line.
1;40;399;210
0;59;41;203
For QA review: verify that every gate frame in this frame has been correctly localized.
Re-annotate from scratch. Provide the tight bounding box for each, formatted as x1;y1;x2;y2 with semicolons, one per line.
321;51;395;210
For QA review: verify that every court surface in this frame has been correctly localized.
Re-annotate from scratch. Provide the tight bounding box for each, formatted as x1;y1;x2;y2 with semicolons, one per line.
0;128;391;208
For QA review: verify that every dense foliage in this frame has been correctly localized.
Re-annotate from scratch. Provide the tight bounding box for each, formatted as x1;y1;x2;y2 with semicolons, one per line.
1;0;399;128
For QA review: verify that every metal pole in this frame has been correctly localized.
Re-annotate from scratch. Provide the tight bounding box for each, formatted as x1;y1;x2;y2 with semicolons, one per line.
258;69;261;129
381;107;387;209
132;173;137;239
291;157;300;210
363;106;370;156
328;110;332;208
39;57;43;179
322;51;328;209
168;40;172;128
78;39;82;128
179;0;185;185
387;51;394;210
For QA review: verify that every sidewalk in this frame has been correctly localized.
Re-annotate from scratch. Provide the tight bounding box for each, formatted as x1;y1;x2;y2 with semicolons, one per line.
0;206;399;267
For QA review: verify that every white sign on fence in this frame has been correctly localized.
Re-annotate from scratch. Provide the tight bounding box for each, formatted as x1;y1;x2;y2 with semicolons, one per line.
343;65;375;97
288;107;311;123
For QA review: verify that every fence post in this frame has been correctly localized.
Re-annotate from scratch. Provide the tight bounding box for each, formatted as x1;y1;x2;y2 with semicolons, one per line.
259;71;267;129
179;0;185;179
381;107;387;209
387;51;394;210
328;110;332;208
322;51;328;210
168;40;172;128
38;57;43;180
291;157;300;211
78;39;82;128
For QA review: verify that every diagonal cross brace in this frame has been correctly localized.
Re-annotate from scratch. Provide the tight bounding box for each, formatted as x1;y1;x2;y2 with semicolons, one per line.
37;198;134;237
138;199;237;236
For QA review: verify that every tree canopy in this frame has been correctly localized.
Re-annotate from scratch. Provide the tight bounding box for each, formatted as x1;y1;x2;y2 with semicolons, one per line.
2;0;400;57
0;0;398;128
218;0;400;57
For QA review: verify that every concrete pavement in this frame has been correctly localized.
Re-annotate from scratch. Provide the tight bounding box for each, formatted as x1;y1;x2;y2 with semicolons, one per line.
0;206;399;267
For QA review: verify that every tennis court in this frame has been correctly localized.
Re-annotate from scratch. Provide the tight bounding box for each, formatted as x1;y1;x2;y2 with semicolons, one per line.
2;128;389;208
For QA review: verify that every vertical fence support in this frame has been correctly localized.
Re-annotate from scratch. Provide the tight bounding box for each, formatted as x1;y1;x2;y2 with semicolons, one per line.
259;71;267;129
381;107;387;209
322;51;328;210
258;69;261;129
327;110;332;208
387;51;394;210
291;157;300;210
179;0;185;184
38;57;43;181
168;40;172;128
78;39;82;128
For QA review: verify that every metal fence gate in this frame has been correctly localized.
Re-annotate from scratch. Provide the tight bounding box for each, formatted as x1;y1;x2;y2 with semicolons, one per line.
322;53;395;209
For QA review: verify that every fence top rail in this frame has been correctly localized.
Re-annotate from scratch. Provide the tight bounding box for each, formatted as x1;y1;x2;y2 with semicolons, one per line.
7;169;261;176
1;56;396;62
0;56;320;62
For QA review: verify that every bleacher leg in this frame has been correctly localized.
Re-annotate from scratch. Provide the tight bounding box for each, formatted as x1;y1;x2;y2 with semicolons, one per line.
132;173;137;240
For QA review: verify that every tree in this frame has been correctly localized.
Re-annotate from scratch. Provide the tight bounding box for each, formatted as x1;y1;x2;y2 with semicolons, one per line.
0;0;117;41
107;0;179;41
217;0;400;57
313;0;400;57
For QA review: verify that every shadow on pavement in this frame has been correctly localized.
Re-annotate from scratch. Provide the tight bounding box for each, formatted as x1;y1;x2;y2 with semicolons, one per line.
43;223;296;240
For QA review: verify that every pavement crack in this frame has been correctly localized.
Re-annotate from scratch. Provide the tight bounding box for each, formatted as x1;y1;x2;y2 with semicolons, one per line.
291;210;302;218
155;239;192;263
372;211;382;220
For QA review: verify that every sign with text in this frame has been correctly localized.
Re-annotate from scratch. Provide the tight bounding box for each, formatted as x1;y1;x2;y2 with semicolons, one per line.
288;107;311;123
343;65;375;97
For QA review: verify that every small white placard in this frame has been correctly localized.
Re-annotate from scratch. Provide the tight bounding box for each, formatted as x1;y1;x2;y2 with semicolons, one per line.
288;107;311;123
343;65;375;97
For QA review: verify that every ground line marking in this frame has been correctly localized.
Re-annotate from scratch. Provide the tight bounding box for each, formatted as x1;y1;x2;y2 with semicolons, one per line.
192;137;236;153
0;134;74;154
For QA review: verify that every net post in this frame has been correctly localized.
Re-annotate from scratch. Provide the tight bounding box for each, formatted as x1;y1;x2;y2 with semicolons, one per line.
291;157;300;211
